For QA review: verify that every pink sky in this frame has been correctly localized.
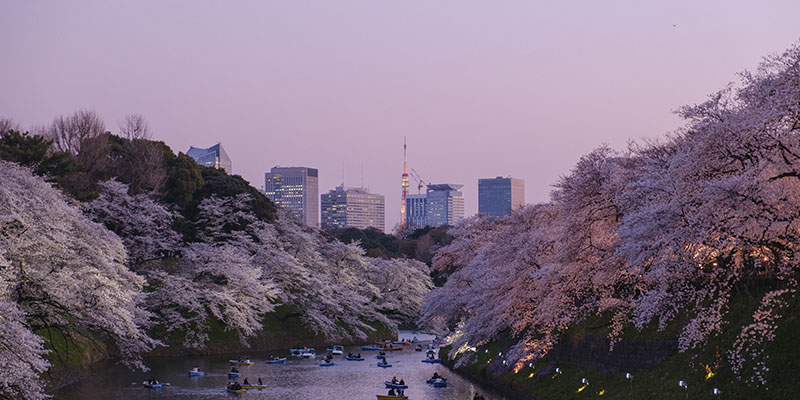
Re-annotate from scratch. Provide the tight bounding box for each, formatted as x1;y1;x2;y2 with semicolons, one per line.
2;1;799;230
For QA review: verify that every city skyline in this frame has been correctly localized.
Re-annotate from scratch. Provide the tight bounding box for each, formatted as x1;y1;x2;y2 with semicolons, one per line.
3;1;800;229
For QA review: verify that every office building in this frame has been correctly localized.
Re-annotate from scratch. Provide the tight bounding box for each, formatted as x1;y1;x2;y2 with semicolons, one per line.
478;177;525;217
186;143;232;172
265;166;319;227
404;184;464;228
321;186;385;231
405;193;427;229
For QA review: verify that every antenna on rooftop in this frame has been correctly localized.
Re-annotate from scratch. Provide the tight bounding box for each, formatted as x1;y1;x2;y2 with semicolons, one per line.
361;163;364;189
341;162;345;187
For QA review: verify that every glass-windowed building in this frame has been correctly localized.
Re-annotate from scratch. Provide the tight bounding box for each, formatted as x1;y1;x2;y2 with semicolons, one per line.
478;177;525;217
321;186;385;231
405;194;427;229
265;166;319;227
186;143;232;172
404;184;464;228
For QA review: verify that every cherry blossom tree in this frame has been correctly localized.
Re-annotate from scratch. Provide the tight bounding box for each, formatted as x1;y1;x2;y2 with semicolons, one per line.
0;161;158;400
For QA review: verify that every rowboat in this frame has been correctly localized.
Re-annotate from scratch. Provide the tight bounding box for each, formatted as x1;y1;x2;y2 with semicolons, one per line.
241;384;266;389
376;355;386;360
384;381;409;389
227;388;246;394
361;346;381;351
327;345;344;355
377;363;392;368
346;356;365;361
376;395;408;400
188;370;204;376
265;357;286;364
427;378;448;387
392;341;405;345
301;349;316;358
228;372;241;379
422;359;442;363
143;382;162;389
229;359;254;366
383;347;403;352
319;362;335;367
290;348;315;358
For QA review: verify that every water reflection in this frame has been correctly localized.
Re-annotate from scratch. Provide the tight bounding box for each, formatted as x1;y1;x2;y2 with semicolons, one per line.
55;332;501;399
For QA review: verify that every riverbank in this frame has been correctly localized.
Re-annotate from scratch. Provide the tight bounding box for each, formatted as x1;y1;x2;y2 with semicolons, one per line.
437;289;800;399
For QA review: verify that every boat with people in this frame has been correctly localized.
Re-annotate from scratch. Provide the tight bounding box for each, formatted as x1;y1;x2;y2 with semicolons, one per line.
229;359;254;366
384;381;408;389
415;345;423;352
319;361;335;367
327;345;344;355
361;345;381;351
382;347;403;352
378;363;392;368
228;372;241;379
265;357;287;364
226;382;246;394
426;372;448;387
188;366;204;376
376;395;408;400
142;381;162;389
422;358;442;363
346;352;365;361
290;347;316;358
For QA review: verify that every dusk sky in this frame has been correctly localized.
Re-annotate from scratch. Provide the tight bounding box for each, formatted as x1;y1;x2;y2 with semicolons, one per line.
3;1;800;230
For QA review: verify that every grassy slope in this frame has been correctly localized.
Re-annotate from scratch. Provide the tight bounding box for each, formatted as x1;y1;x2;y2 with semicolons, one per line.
446;288;800;400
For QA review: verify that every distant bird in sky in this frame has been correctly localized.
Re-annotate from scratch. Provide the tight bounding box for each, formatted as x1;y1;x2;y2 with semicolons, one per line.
672;24;677;27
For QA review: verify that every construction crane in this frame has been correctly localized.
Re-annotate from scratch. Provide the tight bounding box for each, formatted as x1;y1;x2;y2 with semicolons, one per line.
409;168;428;194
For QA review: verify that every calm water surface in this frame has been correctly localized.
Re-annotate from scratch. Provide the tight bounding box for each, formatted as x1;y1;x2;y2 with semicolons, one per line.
55;332;502;400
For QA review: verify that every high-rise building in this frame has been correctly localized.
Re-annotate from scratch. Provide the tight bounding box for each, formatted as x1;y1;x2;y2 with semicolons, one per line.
405;193;427;229
321;186;385;231
404;184;464;228
265;166;319;227
478;177;525;217
186;143;232;172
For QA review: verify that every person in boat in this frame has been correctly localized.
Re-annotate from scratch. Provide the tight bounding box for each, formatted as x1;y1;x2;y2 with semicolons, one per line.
226;382;232;390
230;366;239;373
387;388;396;396
148;376;158;385
379;351;386;356
357;352;362;358
190;365;200;372
382;358;389;365
432;372;441;380
399;378;405;385
397;388;405;396
348;352;352;357
429;353;436;360
392;376;398;384
257;377;263;386
243;377;250;385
